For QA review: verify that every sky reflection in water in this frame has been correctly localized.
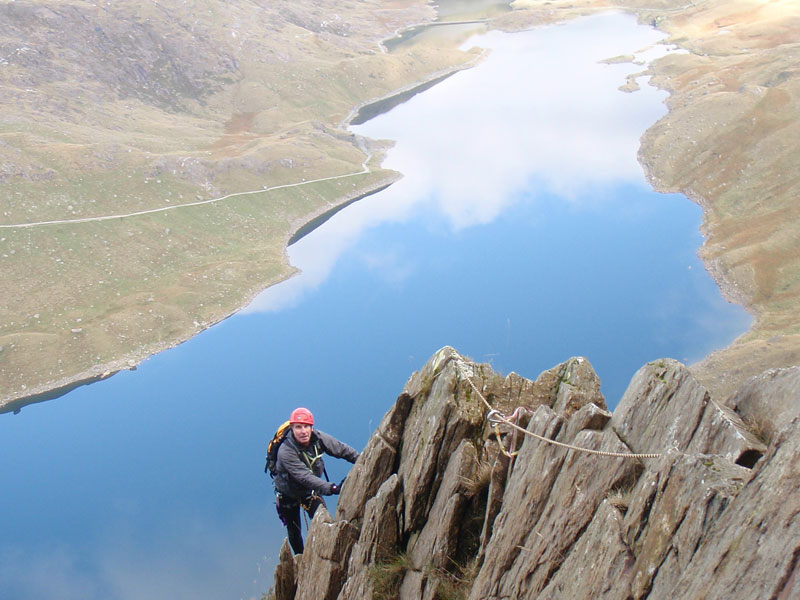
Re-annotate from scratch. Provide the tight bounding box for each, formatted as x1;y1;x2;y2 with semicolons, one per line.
248;13;679;314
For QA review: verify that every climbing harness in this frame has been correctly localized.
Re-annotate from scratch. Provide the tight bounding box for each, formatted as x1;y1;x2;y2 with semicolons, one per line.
276;492;323;529
456;361;663;460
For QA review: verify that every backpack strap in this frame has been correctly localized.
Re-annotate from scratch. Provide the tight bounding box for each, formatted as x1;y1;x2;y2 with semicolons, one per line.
299;439;330;482
300;441;323;470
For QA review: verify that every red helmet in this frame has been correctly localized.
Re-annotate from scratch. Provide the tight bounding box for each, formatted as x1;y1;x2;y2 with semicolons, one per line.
289;407;314;426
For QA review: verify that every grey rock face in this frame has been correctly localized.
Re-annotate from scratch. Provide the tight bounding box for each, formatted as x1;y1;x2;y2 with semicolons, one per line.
610;359;710;454
269;347;799;600
726;365;800;439
294;507;359;600
669;418;800;600
272;540;297;600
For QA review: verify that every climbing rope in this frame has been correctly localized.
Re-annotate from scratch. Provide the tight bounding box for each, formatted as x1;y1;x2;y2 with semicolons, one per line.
488;408;521;458
455;361;663;460
300;493;322;530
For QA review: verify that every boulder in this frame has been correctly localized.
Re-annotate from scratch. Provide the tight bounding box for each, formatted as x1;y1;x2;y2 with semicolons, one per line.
611;359;710;454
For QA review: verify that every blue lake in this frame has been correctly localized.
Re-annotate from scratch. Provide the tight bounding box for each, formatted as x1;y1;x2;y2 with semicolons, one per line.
0;13;750;600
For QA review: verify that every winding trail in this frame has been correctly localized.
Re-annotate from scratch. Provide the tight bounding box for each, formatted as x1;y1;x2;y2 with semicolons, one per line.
0;154;373;230
2;49;487;232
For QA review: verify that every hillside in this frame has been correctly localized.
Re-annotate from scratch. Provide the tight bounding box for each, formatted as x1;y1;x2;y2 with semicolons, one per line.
0;0;472;408
269;347;800;599
622;0;800;399
504;0;800;399
2;0;799;409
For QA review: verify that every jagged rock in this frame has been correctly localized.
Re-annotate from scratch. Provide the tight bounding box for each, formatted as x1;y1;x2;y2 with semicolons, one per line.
563;401;612;440
408;439;478;571
396;351;484;535
669;418;800;599
476;405;534;563
726;365;800;439
294;506;358;600
536;500;634;599
623;451;750;598
611;359;709;454
477;449;510;563
470;405;641;599
339;474;402;599
397;569;426;600
271;347;800;600
519;356;608;415
687;397;767;468
613;359;768;469
273;540;296;600
551;356;607;417
336;391;412;524
499;371;541;406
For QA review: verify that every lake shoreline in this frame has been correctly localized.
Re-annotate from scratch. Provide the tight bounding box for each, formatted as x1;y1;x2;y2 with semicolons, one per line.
1;2;768;413
0;172;404;413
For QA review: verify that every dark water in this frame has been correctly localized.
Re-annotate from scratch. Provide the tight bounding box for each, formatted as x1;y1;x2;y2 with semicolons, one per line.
0;13;750;600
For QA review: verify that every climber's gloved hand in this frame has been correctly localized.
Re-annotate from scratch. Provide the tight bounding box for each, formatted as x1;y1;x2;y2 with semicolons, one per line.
321;482;339;496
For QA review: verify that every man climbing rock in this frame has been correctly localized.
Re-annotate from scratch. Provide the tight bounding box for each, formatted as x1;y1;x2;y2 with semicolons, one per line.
272;407;359;554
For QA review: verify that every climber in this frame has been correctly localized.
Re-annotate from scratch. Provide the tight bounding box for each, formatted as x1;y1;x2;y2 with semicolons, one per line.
272;407;359;554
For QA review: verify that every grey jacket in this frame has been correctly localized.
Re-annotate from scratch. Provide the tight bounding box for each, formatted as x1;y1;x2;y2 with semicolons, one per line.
274;429;359;499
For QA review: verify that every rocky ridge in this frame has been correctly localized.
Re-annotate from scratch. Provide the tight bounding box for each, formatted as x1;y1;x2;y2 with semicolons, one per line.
270;346;799;599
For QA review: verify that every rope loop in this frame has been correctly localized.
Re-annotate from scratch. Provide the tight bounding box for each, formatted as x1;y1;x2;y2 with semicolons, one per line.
454;359;662;460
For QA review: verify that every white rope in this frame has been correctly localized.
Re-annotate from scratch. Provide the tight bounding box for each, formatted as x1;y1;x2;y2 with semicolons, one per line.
455;361;662;460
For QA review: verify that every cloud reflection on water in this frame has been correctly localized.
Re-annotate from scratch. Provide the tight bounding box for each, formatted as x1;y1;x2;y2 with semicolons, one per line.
247;13;676;313
0;508;272;600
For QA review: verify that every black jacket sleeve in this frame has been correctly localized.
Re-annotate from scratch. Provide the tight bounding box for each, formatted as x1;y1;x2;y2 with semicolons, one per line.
316;430;360;463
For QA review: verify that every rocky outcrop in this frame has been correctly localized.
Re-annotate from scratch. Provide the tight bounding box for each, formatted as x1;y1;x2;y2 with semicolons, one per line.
269;347;799;599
